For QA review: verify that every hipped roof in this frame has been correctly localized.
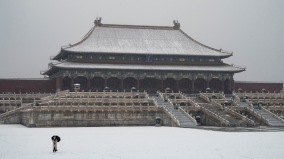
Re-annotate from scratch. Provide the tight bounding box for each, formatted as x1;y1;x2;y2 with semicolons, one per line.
53;23;232;60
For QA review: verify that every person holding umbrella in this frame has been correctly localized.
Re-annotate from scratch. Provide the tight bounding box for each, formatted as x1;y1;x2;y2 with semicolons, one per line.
51;135;60;152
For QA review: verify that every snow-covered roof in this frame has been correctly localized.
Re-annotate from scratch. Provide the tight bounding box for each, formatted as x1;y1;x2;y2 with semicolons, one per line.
44;61;244;74
0;78;50;81
56;23;232;58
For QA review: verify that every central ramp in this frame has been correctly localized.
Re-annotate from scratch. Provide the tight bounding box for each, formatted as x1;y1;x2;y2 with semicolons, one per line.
153;95;197;128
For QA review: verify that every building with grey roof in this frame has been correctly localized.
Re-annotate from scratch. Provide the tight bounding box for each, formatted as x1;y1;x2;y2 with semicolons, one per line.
42;18;245;93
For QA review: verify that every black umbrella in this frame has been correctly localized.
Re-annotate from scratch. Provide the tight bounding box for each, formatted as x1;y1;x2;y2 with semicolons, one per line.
51;135;61;142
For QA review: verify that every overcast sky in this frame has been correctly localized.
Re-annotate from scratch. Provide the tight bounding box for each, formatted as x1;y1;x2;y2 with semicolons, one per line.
0;0;283;82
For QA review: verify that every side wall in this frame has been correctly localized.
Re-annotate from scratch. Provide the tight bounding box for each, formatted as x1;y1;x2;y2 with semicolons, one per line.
0;78;56;93
20;109;176;127
235;81;283;93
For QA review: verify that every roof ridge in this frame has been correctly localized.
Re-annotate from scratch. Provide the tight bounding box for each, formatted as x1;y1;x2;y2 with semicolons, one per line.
99;23;176;30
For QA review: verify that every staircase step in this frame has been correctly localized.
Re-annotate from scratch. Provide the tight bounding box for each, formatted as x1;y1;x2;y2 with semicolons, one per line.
153;96;197;128
253;109;284;127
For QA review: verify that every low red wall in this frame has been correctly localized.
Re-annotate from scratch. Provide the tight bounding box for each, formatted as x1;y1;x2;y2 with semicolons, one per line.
0;78;56;93
235;81;283;93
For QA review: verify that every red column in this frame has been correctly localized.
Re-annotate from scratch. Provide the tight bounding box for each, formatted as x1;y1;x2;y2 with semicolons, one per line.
192;80;195;93
70;77;74;91
104;78;108;87
229;79;232;93
137;79;140;90
56;77;63;91
87;78;91;91
121;79;124;91
161;79;164;91
231;79;235;93
206;79;210;89
176;79;180;92
221;80;225;93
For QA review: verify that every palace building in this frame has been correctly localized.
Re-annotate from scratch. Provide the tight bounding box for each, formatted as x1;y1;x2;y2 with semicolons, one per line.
42;18;245;94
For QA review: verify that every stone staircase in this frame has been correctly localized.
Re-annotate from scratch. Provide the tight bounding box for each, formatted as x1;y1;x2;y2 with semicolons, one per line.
193;96;250;126
232;95;249;108
253;108;284;127
203;103;249;126
153;96;197;128
233;93;284;127
0;106;28;123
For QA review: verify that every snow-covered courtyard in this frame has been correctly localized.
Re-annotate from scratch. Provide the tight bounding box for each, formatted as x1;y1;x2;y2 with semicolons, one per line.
0;125;283;159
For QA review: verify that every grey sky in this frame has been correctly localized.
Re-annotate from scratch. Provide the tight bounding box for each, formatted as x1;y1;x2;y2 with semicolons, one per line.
0;0;283;82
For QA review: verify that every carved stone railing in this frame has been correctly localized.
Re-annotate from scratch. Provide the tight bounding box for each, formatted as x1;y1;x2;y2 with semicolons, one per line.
245;107;270;126
65;91;148;99
211;100;224;110
260;106;284;124
233;93;241;102
179;107;198;126
219;93;226;100
246;99;255;109
0;93;50;98
40;98;156;107
0;104;32;120
224;107;255;125
200;106;229;126
158;91;164;100
199;93;210;103
178;92;188;100
235;92;284;100
153;98;158;107
40;96;54;103
186;97;200;107
248;98;284;105
162;106;180;127
56;90;70;98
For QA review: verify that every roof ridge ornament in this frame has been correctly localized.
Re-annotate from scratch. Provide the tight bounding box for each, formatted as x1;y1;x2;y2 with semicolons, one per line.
173;20;180;29
94;17;102;26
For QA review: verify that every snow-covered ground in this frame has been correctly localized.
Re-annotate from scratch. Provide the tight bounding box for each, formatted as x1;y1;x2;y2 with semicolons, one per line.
0;125;283;159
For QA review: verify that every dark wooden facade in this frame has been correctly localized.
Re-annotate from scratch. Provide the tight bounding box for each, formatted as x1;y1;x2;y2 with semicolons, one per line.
53;72;235;94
